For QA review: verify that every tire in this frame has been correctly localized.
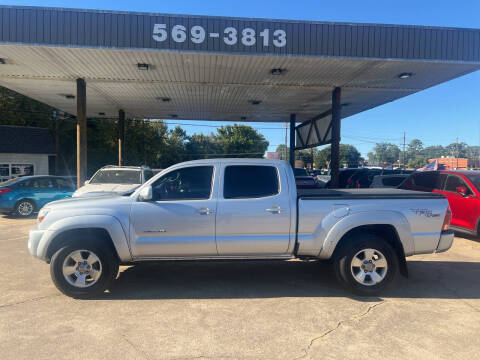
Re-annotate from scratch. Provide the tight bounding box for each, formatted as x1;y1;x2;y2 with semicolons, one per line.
50;239;119;298
14;199;36;218
333;234;399;296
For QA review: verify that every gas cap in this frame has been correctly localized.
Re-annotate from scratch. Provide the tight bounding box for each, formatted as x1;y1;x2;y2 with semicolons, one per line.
333;204;350;218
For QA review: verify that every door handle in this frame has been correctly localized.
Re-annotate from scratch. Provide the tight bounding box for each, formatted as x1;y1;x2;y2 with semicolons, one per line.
266;206;282;214
197;207;215;215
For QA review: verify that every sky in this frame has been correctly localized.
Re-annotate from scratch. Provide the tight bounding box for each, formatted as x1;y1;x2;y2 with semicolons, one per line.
2;0;480;157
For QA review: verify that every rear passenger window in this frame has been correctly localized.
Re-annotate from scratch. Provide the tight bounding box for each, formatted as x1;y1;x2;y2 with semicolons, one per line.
56;178;73;189
224;165;279;199
412;173;446;191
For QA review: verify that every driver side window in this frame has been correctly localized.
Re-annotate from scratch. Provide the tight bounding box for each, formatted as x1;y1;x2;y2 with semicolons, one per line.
151;166;214;201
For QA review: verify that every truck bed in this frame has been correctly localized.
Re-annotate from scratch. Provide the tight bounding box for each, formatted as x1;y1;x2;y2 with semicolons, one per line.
297;188;444;200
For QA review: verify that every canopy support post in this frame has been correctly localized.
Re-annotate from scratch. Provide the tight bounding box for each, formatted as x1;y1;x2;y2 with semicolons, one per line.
289;114;296;168
76;78;87;188
330;87;342;188
118;109;125;166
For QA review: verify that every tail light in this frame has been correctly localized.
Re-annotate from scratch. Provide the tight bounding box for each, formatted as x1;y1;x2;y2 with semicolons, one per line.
442;206;452;231
0;188;13;195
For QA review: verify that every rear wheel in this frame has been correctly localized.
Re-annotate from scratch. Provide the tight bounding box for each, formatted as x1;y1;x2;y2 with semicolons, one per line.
14;199;35;218
50;240;119;298
334;234;399;296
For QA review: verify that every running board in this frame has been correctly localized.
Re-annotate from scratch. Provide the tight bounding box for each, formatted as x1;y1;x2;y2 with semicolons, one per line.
132;254;295;261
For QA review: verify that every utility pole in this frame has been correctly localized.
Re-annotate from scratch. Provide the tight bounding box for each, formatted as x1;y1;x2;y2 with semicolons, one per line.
402;132;406;169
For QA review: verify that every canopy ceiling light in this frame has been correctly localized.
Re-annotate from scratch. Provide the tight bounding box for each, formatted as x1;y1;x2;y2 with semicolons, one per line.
398;72;413;79
137;63;149;70
270;68;285;75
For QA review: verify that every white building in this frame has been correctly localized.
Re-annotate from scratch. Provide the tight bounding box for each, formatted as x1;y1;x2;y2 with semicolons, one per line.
0;125;55;182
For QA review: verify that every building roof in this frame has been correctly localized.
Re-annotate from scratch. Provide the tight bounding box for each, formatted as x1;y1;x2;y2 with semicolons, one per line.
0;6;479;123
0;125;55;154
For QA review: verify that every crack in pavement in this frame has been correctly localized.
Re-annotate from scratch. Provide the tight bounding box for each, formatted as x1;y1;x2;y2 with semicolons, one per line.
294;300;387;360
121;333;153;360
170;355;249;360
0;294;61;310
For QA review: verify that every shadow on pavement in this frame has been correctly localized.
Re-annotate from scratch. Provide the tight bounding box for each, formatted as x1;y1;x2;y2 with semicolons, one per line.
99;259;480;301
455;232;479;243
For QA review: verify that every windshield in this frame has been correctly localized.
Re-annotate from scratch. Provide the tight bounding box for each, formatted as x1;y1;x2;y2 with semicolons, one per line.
89;169;141;184
467;174;480;190
0;177;22;186
294;168;308;176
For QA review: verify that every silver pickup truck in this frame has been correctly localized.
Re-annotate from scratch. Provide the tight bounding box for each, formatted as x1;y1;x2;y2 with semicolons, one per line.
28;159;453;298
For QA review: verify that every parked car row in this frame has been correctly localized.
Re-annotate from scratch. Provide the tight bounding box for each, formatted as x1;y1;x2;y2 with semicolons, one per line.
2;163;479;239
0;176;75;217
0;165;154;217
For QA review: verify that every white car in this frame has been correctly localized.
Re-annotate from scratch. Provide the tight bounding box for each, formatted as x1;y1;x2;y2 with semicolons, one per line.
72;166;154;197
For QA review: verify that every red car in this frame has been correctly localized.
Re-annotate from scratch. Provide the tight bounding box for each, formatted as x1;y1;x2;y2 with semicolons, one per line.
399;170;480;237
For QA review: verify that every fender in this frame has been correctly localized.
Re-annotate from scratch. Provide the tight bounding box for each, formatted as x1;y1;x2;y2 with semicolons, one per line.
36;215;132;262
317;210;415;259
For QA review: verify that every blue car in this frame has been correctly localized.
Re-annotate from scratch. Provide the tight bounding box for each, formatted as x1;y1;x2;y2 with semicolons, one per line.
0;176;75;218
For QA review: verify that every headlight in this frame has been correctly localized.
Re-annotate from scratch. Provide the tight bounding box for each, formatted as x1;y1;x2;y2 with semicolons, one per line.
37;208;50;223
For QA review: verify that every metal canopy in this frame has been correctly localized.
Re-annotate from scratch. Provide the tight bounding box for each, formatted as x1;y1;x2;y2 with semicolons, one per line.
0;6;478;123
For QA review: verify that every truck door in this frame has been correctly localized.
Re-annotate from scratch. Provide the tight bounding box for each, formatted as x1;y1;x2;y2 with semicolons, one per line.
215;164;292;255
130;165;218;257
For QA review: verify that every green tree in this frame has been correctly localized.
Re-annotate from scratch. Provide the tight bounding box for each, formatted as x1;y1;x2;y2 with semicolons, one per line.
159;126;188;167
186;133;220;160
370;142;401;164
407;155;428;169
215;124;269;158
315;144;361;168
0;87;55;128
445;142;468;158
407;139;424;154
421;145;446;159
275;144;289;161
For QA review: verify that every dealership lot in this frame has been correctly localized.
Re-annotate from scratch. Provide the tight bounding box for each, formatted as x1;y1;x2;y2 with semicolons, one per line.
1;215;479;360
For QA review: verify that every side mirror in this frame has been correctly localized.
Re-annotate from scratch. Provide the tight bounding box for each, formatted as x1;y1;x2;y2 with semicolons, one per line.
138;185;153;201
456;186;468;197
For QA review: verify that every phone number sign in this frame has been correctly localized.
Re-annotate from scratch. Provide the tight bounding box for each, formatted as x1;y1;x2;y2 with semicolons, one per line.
153;24;287;48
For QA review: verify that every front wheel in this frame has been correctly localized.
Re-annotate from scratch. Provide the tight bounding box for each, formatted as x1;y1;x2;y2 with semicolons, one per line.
334;235;399;296
50;241;119;298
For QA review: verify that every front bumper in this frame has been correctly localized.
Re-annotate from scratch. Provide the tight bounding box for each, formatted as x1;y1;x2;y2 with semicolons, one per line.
28;228;47;260
436;230;454;253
